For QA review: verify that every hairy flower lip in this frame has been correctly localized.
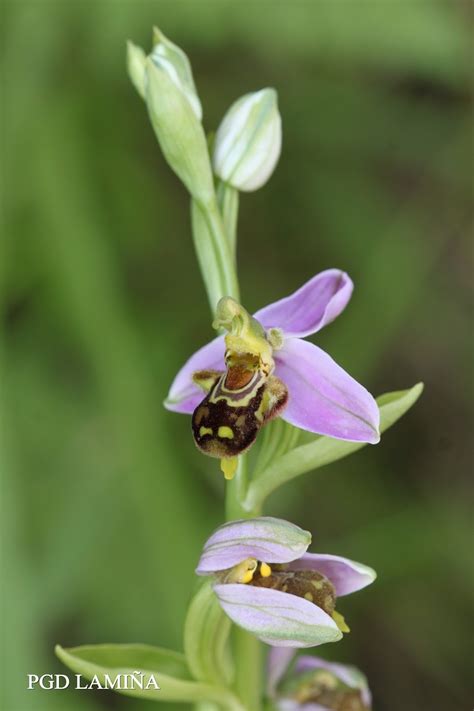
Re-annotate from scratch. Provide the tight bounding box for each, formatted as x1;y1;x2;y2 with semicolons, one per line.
165;269;380;445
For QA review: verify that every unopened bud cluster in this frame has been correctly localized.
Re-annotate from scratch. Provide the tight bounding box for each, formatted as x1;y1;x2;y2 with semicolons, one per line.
127;27;281;202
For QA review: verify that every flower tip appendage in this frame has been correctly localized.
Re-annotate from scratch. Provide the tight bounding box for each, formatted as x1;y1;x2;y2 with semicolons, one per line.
220;457;238;480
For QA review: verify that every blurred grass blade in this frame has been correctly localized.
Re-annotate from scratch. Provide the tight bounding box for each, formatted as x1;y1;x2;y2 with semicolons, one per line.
245;383;424;511
184;580;233;685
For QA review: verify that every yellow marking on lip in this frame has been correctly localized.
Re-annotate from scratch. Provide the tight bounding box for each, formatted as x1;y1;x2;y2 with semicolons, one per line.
304;592;314;602
218;426;234;439
199;426;213;437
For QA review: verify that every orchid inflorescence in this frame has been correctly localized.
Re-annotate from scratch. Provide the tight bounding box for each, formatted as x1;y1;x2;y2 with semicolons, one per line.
56;26;423;710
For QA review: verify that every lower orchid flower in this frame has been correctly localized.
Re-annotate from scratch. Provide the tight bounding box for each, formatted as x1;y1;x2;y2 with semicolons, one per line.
165;269;380;478
196;517;376;647
268;648;372;710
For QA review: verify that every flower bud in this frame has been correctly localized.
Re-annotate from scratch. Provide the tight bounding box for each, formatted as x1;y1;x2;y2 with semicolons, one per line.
145;58;214;203
150;27;202;121
127;29;212;202
213;88;282;192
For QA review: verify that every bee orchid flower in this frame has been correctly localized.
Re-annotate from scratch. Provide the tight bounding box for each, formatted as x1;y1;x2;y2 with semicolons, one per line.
267;647;372;710
165;270;380;477
196;517;376;648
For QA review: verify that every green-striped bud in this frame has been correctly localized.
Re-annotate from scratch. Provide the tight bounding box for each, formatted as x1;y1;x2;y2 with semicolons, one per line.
213;88;282;192
145;59;213;203
127;28;213;203
150;27;202;120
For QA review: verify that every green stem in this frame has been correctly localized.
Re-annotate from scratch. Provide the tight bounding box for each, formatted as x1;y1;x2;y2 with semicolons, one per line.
225;455;249;520
193;167;262;711
232;627;263;711
192;196;240;313
225;456;262;710
217;181;239;260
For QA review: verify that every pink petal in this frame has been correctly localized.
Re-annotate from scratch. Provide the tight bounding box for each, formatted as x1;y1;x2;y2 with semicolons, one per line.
288;553;376;597
275;339;380;443
164;335;225;414
254;270;353;338
213;583;341;648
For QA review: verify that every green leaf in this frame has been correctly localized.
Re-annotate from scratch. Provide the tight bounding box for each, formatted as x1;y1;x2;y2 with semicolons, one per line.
184;580;233;685
55;643;243;708
244;383;424;511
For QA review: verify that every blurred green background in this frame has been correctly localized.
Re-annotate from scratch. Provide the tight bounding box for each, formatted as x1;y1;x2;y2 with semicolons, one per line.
2;1;472;710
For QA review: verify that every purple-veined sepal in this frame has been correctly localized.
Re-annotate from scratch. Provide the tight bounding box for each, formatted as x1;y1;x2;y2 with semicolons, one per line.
287;553;376;597
196;517;311;575
213;583;342;648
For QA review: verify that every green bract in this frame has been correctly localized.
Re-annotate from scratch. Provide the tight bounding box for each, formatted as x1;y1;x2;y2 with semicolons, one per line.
244;383;424;511
184;580;233;685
